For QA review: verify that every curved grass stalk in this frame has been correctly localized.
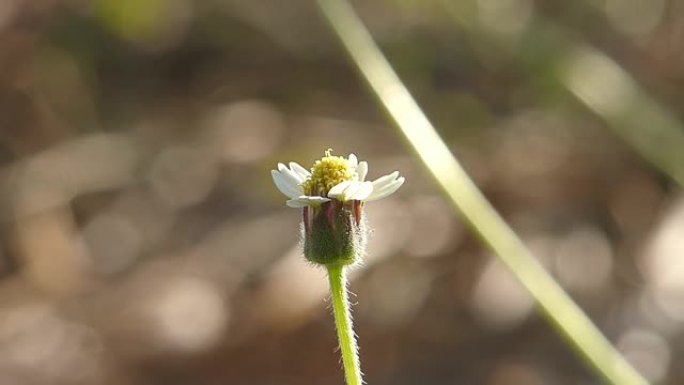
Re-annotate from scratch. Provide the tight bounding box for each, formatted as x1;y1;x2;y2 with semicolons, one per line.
316;1;650;384
438;1;684;187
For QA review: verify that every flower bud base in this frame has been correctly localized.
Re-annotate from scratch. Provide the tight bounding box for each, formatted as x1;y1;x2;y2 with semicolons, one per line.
303;200;365;267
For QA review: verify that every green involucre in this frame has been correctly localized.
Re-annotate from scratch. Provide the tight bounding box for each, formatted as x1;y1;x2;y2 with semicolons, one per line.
303;201;366;267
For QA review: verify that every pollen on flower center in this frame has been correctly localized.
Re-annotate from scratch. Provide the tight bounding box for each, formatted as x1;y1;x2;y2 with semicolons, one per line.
302;150;354;196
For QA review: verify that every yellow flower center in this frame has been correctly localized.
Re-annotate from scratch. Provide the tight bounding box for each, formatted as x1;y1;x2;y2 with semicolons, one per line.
302;149;354;196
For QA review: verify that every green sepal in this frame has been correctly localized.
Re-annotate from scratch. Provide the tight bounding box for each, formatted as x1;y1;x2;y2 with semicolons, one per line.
303;200;364;267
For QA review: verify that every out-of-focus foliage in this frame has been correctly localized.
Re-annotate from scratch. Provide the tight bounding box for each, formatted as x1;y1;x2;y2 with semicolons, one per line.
0;0;682;384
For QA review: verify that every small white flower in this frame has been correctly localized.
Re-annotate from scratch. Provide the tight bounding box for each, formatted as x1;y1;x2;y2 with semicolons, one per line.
271;151;404;207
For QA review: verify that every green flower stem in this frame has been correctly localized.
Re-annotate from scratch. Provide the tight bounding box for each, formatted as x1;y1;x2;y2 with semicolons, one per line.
326;265;362;385
316;1;649;384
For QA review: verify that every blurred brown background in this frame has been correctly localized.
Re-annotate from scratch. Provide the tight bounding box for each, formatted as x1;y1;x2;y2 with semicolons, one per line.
0;0;683;384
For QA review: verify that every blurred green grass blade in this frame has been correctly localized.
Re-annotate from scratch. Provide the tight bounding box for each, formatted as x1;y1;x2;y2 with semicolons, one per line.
560;45;684;186
439;0;684;187
316;1;650;384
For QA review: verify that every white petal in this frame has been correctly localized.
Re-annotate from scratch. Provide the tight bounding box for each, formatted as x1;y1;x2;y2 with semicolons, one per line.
341;182;360;201
371;171;400;190
366;176;404;201
289;162;311;180
349;181;373;200
286;200;309;208
286;196;330;208
356;161;368;181
348;154;358;168
302;196;331;204
286;166;308;184
272;170;303;199
276;162;305;184
328;181;354;198
331;181;373;202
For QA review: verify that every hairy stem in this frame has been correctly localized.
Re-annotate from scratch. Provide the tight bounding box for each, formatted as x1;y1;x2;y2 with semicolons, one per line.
327;265;362;385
